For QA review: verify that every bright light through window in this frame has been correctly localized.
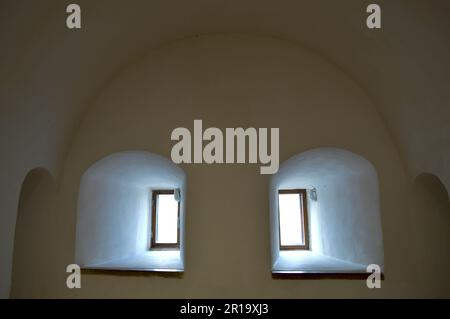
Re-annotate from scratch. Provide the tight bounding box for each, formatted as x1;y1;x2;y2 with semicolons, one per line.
278;190;308;249
151;191;180;248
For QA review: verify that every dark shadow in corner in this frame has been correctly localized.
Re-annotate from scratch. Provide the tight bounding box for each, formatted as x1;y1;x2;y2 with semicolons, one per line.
414;173;450;209
81;268;183;279
272;272;384;280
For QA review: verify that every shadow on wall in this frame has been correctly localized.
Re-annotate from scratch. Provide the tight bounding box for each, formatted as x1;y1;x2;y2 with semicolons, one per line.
414;173;450;208
410;173;450;297
10;168;62;298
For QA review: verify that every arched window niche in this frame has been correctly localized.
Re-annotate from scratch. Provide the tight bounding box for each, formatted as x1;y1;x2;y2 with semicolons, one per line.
269;148;384;276
75;151;186;272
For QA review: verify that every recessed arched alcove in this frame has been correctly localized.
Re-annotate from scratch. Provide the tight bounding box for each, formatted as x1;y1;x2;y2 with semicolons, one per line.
40;34;404;296
270;148;384;274
75;151;186;272
11;168;58;297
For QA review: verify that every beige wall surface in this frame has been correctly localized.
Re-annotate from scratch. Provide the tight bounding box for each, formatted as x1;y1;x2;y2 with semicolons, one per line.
10;35;450;298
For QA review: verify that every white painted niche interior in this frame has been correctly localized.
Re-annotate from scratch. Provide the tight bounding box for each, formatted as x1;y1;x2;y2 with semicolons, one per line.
75;151;186;272
270;148;384;274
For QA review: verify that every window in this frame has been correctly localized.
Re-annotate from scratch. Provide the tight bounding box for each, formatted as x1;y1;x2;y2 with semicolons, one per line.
151;190;180;249
75;151;186;272
270;148;384;276
278;189;309;250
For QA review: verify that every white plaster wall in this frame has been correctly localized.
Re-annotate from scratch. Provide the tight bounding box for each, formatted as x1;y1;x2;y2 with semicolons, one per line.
76;178;147;266
270;148;384;270
75;151;186;269
6;32;449;297
58;35;402;296
2;0;449;297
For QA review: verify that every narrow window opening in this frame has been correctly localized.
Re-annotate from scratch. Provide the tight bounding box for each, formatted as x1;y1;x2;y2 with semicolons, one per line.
151;190;180;249
278;189;309;250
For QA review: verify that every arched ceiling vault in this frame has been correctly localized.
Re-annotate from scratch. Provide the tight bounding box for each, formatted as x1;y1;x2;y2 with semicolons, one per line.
1;0;449;191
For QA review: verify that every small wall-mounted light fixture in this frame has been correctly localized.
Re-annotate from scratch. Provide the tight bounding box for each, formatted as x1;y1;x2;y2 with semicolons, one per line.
309;188;318;201
174;188;181;202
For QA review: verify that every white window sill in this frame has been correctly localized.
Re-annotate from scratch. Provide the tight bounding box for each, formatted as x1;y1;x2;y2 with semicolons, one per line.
82;250;184;272
272;250;367;274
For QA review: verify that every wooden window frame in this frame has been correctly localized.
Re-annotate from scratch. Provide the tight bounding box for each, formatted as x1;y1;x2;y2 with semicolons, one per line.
150;190;180;250
278;189;310;250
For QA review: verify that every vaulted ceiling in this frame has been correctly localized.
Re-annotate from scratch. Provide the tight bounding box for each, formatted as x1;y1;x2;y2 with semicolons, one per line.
1;0;448;190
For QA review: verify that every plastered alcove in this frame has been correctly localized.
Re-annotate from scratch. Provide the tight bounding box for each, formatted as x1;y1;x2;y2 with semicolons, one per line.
270;148;384;274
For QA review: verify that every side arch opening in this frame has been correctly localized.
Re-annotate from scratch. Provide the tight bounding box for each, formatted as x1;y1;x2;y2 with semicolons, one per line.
410;173;450;295
11;168;58;297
